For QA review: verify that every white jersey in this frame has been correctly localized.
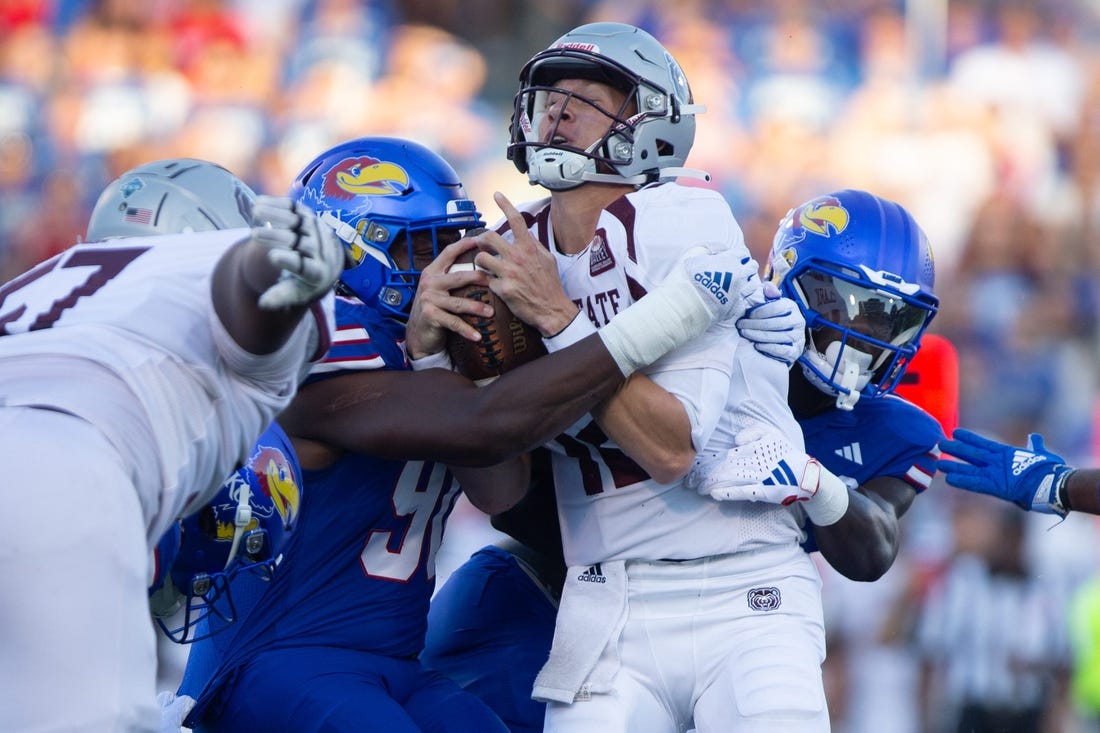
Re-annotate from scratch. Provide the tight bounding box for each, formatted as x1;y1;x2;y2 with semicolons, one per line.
507;183;804;566
0;229;334;545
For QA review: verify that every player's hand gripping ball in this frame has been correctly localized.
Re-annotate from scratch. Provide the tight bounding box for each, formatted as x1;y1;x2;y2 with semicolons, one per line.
445;249;546;383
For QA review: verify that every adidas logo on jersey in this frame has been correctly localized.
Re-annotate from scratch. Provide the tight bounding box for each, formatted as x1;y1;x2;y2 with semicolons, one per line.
694;271;733;305
835;442;863;465
1012;450;1045;477
577;564;606;583
761;459;798;487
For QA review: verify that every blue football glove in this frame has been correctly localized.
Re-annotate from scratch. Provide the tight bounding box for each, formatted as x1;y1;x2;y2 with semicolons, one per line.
937;429;1071;516
736;283;806;367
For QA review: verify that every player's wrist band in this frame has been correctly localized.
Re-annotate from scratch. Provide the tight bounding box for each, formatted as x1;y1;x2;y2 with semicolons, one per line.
803;461;850;526
408;350;454;372
543;311;596;353
1054;466;1073;514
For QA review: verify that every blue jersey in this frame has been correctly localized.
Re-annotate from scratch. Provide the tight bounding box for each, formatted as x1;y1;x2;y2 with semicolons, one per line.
800;393;943;552
180;297;484;731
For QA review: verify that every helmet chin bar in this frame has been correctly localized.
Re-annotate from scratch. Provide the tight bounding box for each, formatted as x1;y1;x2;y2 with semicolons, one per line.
527;145;710;189
527;147;595;190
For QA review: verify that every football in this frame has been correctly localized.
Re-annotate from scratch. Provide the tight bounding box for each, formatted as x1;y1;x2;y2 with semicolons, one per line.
446;250;547;383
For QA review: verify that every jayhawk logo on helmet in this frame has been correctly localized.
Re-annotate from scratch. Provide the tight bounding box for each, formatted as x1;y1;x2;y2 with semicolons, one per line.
250;445;301;527
321;156;410;200
791;196;850;239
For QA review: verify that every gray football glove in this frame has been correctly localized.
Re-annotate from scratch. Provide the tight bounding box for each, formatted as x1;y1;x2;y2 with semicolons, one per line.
250;195;348;310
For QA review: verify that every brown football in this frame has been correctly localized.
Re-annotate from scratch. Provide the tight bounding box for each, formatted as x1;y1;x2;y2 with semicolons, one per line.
446;250;547;383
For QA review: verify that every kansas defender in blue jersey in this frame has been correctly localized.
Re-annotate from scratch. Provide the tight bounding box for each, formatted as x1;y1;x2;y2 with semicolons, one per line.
175;136;760;733
420;189;944;732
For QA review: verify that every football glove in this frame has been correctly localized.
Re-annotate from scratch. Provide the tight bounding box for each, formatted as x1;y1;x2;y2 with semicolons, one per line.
937;429;1070;516
250;195;348;310
736;282;806;366
685;426;850;524
681;246;763;323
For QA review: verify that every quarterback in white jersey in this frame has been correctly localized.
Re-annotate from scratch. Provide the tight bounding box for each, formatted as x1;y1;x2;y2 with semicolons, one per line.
509;183;805;566
438;21;830;733
0;193;340;732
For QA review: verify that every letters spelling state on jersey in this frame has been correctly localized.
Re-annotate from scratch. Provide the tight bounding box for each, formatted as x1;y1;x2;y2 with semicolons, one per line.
507;183;804;567
182;296;461;709
0;230;333;545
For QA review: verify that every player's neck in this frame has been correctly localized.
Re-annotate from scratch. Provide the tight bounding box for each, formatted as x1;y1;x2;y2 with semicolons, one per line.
788;368;835;419
549;183;633;255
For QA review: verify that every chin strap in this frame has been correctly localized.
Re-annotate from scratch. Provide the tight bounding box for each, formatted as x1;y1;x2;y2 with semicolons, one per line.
579;166;712;186
825;341;873;411
224;478;253;572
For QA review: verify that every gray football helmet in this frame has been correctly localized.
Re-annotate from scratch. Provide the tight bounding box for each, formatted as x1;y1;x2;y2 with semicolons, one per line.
86;158;256;240
508;22;706;190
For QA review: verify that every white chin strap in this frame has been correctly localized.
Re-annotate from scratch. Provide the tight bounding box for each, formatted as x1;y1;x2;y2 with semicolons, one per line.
827;341;873;411
528;147;712;189
802;340;873;411
224;480;253;572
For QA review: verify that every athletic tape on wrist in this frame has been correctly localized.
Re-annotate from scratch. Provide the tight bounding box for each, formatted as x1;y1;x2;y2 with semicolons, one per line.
543;312;597;353
408;350;454;372
803;461;850;526
598;271;714;376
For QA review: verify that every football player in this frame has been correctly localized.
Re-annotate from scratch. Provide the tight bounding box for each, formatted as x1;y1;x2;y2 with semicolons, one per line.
0;156;341;731
416;22;826;733
174;135;759;732
420;189;944;733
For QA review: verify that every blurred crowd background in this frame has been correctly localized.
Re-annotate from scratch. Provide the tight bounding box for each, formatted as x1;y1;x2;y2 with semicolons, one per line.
5;0;1100;730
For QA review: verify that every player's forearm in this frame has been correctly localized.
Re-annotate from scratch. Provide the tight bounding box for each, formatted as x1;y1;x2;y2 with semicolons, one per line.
284;335;626;466
212;237;308;355
451;454;531;515
591;374;695;484
1061;468;1100;515
813;478;915;582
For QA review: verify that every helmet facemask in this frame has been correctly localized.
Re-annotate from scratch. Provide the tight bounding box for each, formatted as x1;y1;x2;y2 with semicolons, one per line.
332;200;478;319
513;56;648;190
791;267;934;410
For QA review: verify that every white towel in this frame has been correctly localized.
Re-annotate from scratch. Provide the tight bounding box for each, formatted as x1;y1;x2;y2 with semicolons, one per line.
532;560;628;704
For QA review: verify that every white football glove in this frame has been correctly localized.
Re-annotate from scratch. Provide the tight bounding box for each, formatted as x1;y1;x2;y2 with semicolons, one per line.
680;245;764;323
686;426;819;504
250;195;348;310
685;426;852;525
736;283;807;367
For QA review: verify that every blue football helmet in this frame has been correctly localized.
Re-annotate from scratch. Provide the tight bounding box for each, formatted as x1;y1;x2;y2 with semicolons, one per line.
765;189;939;410
289;136;483;320
148;423;303;643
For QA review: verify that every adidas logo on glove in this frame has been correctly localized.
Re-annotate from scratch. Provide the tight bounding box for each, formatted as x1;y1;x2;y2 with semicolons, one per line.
694;271;732;305
1011;450;1045;476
